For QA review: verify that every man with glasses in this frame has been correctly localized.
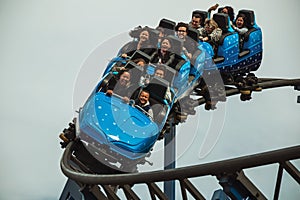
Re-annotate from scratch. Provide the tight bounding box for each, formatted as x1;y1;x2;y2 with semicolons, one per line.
175;22;198;60
175;22;200;82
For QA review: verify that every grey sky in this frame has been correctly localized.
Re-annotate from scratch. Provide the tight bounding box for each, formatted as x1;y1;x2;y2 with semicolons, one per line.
0;0;299;199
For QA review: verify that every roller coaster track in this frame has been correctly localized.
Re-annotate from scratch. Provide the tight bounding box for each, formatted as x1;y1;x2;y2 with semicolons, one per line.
193;78;300;106
59;78;300;200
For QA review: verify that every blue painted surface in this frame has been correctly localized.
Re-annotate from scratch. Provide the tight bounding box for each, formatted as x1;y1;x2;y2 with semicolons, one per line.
79;91;160;159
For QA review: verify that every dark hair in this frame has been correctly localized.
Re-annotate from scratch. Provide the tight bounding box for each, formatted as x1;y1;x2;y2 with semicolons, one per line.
129;25;142;38
193;13;201;19
129;26;151;39
175;22;189;31
160;36;173;47
234;13;247;27
140;89;150;96
132;57;146;63
224;6;235;21
156;26;164;33
155;64;166;72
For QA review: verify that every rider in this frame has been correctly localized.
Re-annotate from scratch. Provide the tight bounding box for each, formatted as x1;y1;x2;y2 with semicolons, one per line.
135;90;153;118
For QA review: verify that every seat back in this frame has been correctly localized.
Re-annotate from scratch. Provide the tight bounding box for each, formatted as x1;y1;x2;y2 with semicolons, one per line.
124;61;144;84
147;28;160;53
238;10;255;29
217;7;224;14
130;50;151;63
212;13;239;65
239;10;262;54
187;27;199;42
145;76;169;104
145;76;168;124
158;18;176;36
97;72;116;93
161;64;177;86
213;13;235;34
237;9;258;42
162;35;186;71
167;35;183;56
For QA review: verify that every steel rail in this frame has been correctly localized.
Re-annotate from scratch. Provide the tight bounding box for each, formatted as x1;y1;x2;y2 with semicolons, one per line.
195;78;300;106
61;142;300;185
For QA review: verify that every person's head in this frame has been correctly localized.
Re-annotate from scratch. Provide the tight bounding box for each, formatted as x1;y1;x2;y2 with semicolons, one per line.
132;58;146;67
191;14;202;29
139;28;150;43
139;90;150;105
204;19;218;34
156;26;165;38
175;22;188;39
154;67;165;78
119;71;131;86
160;37;172;52
235;13;246;29
221;6;235;21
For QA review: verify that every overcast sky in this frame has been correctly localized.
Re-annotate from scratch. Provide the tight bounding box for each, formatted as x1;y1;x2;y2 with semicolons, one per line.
0;0;299;199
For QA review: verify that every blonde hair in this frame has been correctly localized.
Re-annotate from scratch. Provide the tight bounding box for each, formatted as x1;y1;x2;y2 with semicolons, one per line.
204;19;219;29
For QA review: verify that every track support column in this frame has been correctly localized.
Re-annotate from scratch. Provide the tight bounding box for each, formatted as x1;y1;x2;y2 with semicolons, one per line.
164;120;176;200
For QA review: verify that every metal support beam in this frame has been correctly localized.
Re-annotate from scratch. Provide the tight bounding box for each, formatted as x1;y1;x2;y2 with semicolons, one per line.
164;121;176;200
273;164;283;200
81;185;108;200
121;185;140;200
59;179;109;200
217;170;267;200
294;85;300;91
59;179;83;200
147;182;168;200
179;178;205;200
235;171;267;200
281;161;300;184
102;185;120;200
294;85;300;103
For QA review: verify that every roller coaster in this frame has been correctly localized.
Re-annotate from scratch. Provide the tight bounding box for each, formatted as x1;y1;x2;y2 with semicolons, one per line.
58;7;300;200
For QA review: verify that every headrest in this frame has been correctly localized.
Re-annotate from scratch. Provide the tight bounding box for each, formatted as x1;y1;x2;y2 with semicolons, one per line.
145;76;168;102
187;27;199;42
129;26;142;38
163;65;176;86
217;7;224;13
124;61;144;83
145;28;159;47
130;50;151;63
152;63;176;85
192;10;208;27
213;13;229;31
158;18;176;35
238;10;255;28
166;35;183;55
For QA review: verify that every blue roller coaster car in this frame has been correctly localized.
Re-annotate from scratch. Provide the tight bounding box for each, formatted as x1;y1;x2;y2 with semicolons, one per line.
62;9;263;172
76;39;205;171
210;10;263;75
